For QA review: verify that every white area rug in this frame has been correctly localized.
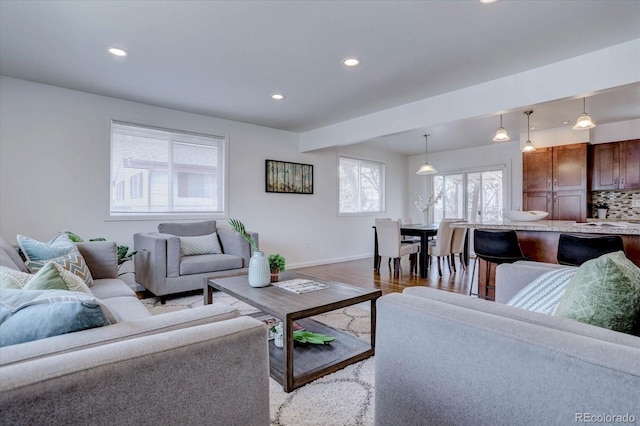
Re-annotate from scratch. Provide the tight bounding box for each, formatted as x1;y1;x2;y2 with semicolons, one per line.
141;292;375;426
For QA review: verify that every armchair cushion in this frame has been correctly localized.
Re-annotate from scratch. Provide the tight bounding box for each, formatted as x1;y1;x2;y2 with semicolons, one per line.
179;233;222;256
180;254;242;275
158;221;216;237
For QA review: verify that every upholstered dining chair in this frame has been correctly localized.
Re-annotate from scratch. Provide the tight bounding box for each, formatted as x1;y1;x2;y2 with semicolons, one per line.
398;218;420;244
449;224;468;272
375;219;420;279
427;219;462;276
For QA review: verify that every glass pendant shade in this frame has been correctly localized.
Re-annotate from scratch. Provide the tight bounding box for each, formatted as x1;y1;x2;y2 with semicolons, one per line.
521;110;536;153
573;98;596;130
492;115;510;141
522;140;536;153
416;134;437;175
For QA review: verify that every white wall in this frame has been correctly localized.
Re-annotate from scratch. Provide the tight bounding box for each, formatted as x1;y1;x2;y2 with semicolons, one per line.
0;77;407;268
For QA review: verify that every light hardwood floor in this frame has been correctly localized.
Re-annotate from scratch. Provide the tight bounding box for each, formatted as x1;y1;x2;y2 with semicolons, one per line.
294;255;475;296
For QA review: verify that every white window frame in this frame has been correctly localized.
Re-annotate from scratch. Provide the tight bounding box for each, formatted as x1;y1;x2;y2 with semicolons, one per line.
109;120;228;219
338;155;386;216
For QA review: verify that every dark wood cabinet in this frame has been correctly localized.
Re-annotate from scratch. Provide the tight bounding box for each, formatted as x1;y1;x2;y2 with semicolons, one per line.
523;190;587;222
590;139;640;190
523;143;587;221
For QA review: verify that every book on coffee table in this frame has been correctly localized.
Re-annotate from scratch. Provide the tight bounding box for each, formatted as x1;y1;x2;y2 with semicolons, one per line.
273;278;328;294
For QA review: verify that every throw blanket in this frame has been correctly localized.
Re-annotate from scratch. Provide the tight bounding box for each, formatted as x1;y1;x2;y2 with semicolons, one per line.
507;268;577;315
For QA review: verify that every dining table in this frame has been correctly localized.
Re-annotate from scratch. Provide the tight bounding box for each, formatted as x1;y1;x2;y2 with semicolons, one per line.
373;224;439;278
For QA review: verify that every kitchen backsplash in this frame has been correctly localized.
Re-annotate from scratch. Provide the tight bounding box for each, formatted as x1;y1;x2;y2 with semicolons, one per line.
591;190;640;220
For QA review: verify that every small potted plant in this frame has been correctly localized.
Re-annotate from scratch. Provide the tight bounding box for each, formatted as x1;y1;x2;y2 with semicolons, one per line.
268;253;286;282
594;201;609;219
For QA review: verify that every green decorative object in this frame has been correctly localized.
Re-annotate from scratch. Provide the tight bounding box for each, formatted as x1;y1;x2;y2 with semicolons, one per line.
228;219;258;251
554;251;640;335
268;253;286;273
293;330;336;345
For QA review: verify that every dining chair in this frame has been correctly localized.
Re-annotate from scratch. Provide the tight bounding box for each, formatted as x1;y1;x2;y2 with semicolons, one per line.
449;224;468;272
375;219;420;279
427;219;460;276
398;218;420;244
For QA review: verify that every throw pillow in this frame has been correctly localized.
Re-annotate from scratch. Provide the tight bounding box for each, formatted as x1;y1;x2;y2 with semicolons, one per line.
179;232;223;256
0;266;32;289
0;289;115;347
17;233;75;262
26;247;94;287
23;262;69;291
507;267;577;315
554;251;640;334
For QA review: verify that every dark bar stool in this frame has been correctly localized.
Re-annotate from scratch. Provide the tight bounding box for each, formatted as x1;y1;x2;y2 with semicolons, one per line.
472;229;527;298
557;233;625;266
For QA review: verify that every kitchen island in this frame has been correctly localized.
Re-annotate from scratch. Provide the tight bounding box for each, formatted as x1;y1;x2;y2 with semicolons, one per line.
451;220;640;300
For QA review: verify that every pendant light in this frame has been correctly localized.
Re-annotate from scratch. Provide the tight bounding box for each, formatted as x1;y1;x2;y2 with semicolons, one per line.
573;97;596;130
416;134;437;175
492;114;510;141
522;110;536;153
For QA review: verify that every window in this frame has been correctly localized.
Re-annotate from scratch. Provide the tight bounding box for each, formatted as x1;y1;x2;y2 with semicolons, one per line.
110;121;226;215
339;156;385;214
433;169;503;223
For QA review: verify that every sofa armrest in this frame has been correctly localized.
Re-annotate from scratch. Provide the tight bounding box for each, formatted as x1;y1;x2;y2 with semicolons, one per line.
217;228;257;266
375;292;640;426
495;263;565;304
134;233;180;295
0;316;270;425
75;241;118;279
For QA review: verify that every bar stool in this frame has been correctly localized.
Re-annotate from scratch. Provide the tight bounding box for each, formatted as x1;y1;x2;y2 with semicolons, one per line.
557;233;625;266
471;229;527;298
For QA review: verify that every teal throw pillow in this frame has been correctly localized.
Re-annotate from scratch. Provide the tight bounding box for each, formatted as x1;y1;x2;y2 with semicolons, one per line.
26;247;94;287
22;262;69;291
17;233;74;262
554;251;640;334
0;288;118;347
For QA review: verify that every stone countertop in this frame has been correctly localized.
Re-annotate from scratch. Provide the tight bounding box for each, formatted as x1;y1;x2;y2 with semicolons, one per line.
450;220;640;235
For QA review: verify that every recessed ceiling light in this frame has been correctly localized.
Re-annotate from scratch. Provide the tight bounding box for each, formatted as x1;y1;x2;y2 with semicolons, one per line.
477;0;499;4
562;120;571;125
271;94;285;100
107;47;128;57
342;58;360;67
530;126;536;130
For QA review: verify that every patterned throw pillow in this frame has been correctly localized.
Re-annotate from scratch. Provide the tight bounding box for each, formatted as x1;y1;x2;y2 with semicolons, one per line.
17;233;75;262
554;251;640;334
0;267;32;289
179;233;223;256
507;268;577;315
26;247;94;287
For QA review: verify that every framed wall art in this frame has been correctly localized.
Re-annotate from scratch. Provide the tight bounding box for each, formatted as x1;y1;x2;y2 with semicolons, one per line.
265;160;313;194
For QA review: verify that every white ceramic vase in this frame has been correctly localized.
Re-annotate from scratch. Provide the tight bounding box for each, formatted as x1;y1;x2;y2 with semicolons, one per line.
248;250;270;287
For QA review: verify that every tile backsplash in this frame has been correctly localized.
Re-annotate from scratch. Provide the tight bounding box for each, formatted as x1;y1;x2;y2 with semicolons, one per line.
591;190;640;219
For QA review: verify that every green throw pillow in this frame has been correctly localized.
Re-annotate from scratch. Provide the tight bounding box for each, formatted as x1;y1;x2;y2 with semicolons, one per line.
554;251;640;334
23;262;69;291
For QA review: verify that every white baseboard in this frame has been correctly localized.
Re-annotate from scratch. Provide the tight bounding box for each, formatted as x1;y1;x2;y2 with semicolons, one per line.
288;253;372;270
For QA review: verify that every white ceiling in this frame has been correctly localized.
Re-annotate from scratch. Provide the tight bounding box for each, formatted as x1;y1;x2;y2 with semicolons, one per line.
1;0;639;155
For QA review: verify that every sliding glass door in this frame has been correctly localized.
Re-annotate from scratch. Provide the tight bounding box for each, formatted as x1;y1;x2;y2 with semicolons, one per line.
433;169;503;223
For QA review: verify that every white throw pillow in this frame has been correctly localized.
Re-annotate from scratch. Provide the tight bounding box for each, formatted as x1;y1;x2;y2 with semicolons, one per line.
507;267;576;315
179;233;223;256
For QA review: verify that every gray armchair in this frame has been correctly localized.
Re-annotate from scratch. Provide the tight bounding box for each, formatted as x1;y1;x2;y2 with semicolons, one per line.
134;221;257;301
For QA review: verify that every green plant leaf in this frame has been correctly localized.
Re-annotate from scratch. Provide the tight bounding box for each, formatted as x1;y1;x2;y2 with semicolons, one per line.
228;218;258;251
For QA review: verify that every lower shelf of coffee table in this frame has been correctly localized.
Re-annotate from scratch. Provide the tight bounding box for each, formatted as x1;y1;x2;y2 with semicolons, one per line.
265;317;373;390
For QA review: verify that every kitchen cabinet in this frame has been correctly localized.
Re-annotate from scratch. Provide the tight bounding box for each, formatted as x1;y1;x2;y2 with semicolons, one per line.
523;143;587;221
590;139;640;190
523;190;587;222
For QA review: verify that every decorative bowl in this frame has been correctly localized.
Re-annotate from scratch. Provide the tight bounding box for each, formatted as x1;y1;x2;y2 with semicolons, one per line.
502;210;549;222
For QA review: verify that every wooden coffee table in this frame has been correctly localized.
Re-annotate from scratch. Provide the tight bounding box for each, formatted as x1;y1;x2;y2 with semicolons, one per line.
205;271;381;392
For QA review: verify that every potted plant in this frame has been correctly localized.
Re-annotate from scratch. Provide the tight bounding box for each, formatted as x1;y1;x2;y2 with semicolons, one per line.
268;253;286;282
228;219;269;287
594;202;609;219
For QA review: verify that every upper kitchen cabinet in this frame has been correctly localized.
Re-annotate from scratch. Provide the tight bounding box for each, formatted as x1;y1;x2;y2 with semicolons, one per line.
590;139;640;190
523;143;587;192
